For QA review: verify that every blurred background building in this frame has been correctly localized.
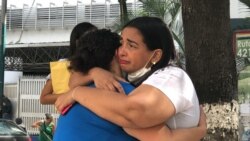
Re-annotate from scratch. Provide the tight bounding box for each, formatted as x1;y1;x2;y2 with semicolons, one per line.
5;0;142;74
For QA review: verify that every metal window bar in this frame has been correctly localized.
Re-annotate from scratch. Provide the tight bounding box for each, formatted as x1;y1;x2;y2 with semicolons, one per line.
63;6;77;28
37;8;49;29
50;7;62;29
35;3;42;30
23;7;36;30
5;1;142;30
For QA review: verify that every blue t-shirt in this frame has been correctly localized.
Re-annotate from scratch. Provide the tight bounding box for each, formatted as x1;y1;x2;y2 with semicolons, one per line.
53;81;137;141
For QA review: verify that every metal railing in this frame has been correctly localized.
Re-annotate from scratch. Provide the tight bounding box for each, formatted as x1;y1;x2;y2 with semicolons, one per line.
4;76;59;135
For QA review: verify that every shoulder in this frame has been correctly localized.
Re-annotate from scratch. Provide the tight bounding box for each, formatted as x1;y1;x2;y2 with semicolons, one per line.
142;66;196;113
143;66;195;95
153;66;186;77
144;66;188;85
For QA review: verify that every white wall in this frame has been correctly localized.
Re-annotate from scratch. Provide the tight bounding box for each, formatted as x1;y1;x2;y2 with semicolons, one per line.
230;0;250;18
7;28;72;44
4;71;23;84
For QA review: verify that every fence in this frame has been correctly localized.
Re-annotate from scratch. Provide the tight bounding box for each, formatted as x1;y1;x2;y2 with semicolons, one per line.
4;75;59;135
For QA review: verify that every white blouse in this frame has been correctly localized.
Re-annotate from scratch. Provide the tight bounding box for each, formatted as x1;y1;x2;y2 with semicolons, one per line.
143;66;200;129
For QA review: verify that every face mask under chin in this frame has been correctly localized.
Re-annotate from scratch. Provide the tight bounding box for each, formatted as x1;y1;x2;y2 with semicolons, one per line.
127;51;156;82
127;66;151;82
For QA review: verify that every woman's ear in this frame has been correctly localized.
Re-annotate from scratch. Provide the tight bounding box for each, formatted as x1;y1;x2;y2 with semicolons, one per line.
151;49;162;64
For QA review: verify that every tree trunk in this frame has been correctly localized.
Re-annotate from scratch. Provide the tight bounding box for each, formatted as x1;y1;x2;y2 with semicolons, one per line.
182;0;237;103
118;0;129;26
182;0;238;140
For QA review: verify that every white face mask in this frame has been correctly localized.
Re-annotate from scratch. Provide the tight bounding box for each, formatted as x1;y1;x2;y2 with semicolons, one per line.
127;66;151;82
127;52;156;82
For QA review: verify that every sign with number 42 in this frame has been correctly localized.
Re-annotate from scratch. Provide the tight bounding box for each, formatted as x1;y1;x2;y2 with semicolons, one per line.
234;30;250;58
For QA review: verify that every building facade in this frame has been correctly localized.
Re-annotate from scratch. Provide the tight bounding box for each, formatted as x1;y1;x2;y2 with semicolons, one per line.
5;1;142;73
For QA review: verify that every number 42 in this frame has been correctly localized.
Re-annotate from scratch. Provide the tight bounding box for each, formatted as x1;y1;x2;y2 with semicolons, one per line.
237;48;250;58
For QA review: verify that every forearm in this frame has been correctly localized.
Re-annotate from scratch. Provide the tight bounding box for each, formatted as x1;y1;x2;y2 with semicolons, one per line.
40;93;60;104
124;124;168;141
169;106;207;141
72;85;172;128
167;107;207;141
73;86;143;128
170;126;206;141
125;125;205;141
40;80;57;104
32;121;41;128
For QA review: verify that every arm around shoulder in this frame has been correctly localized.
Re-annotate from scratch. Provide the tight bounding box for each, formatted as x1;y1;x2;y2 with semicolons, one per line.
71;84;175;128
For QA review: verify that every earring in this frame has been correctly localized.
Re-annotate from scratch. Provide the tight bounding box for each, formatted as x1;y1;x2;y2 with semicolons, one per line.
152;62;156;65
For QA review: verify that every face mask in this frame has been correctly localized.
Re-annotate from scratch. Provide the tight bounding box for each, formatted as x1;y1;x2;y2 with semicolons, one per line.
127;51;156;82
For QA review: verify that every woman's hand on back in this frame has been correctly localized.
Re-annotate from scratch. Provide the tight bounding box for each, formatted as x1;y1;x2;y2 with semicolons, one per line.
89;67;125;93
55;89;76;113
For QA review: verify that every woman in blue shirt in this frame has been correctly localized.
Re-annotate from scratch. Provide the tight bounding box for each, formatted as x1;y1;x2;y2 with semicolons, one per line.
53;29;136;141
